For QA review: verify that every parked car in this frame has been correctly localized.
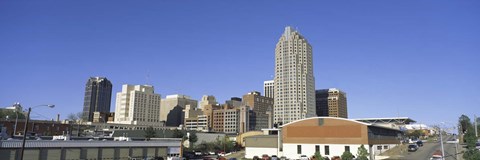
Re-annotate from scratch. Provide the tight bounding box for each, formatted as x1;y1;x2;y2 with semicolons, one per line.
408;144;418;152
416;140;424;147
299;155;309;160
271;155;278;160
262;154;270;160
430;150;443;160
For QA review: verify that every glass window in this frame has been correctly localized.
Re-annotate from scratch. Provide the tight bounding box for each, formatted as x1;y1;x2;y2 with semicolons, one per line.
325;145;330;155
297;145;302;154
315;145;320;153
345;146;350;152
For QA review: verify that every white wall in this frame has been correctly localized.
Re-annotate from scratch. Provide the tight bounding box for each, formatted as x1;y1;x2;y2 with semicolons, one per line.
371;144;398;155
282;143;363;159
245;147;278;159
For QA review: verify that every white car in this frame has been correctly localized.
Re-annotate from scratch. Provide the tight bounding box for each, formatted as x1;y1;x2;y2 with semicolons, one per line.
430;155;442;160
446;139;459;144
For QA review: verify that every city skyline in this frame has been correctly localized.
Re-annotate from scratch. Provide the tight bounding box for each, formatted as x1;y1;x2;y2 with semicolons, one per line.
1;1;479;126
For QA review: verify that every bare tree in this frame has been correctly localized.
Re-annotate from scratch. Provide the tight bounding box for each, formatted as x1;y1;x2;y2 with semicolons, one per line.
67;112;83;136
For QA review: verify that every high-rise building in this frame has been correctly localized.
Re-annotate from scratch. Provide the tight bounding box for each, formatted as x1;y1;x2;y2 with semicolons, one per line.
82;77;112;122
212;106;249;134
315;88;348;118
160;94;198;126
263;80;274;99
202;104;221;131
114;84;162;126
199;95;217;109
243;91;274;130
274;26;316;125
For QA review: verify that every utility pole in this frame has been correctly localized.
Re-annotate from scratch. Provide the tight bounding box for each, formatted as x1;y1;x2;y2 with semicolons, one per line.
440;127;445;160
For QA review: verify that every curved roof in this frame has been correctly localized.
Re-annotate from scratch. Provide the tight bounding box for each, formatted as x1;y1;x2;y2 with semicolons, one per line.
280;117;371;128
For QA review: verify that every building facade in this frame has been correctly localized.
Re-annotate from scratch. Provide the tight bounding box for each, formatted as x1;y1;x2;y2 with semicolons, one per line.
212;107;249;134
315;88;348;118
243;91;274;130
0;139;181;160
199;95;217;109
114;85;162;126
184;105;208;132
263;80;274;99
245;117;402;159
82;77;112;122
160;94;198;126
274;26;316;125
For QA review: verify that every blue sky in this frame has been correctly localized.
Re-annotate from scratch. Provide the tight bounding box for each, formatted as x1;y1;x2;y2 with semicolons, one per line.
1;1;479;126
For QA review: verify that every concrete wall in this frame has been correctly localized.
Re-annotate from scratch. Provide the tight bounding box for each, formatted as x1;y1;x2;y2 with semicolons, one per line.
245;147;278;159
283;143;362;159
372;144;398;155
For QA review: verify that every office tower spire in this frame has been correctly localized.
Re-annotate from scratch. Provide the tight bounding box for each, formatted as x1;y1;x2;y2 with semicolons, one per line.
274;26;316;125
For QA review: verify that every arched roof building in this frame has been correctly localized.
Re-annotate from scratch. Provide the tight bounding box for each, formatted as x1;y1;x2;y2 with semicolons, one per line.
246;117;402;159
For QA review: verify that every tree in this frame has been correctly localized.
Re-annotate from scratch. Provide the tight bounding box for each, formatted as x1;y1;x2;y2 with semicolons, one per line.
463;124;480;160
459;114;471;134
144;126;156;140
313;151;324;160
67;112;83;136
0;110;25;119
357;145;369;160
188;132;198;144
341;151;354;160
195;141;209;153
407;130;423;139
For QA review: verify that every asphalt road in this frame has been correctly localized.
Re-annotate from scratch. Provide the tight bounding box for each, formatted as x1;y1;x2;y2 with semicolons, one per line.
388;135;463;160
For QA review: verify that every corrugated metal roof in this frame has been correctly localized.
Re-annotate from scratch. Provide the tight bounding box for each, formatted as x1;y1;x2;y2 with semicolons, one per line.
0;139;181;148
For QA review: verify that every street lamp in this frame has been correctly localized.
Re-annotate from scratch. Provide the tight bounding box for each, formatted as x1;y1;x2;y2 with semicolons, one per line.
19;104;55;160
439;126;445;160
438;122;456;160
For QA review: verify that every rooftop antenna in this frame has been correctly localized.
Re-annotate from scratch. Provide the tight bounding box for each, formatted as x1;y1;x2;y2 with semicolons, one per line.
146;70;150;85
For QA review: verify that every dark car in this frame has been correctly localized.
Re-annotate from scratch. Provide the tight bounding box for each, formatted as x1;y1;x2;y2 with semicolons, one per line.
416;140;424;147
408;144;418;152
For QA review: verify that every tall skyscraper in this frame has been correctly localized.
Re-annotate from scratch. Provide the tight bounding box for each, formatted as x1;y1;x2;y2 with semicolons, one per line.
82;77;112;122
114;84;162;126
263;80;274;99
315;88;348;118
274;26;316;125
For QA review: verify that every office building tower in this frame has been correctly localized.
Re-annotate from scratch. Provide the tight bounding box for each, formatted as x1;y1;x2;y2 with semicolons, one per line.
225;97;242;108
82;77;112;122
199;95;217;109
212;107;249;134
202;104;222;131
263;80;274;99
161;94;198;126
184;105;208;132
315;88;348;118
243;91;274;130
114;84;162;126
274;26;316;125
